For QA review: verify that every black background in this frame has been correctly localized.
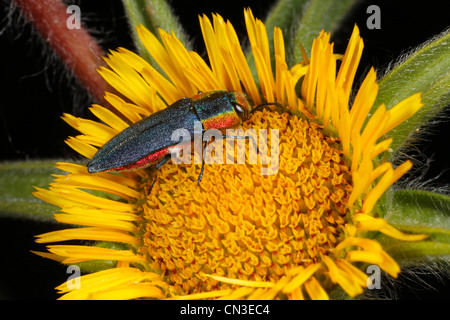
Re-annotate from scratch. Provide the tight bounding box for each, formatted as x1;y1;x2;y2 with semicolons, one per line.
0;0;449;300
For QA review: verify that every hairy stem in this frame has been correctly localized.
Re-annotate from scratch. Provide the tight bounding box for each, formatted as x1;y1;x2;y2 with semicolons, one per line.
14;0;110;106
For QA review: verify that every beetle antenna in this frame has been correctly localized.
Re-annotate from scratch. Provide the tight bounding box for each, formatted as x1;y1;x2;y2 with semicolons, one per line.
251;102;281;113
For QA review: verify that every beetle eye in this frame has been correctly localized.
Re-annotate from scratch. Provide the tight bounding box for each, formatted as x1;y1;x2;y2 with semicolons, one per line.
233;102;247;119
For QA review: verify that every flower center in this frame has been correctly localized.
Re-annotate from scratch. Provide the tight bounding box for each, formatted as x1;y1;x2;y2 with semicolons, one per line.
136;110;352;296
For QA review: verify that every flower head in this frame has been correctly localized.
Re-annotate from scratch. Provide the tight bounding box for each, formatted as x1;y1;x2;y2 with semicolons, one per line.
34;8;426;299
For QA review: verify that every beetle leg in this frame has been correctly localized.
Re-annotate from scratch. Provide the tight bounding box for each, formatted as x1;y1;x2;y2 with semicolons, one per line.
223;134;260;154
197;140;207;186
148;154;172;191
155;153;172;170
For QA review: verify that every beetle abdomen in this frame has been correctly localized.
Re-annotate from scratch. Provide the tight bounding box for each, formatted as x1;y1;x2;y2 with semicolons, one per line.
88;98;197;173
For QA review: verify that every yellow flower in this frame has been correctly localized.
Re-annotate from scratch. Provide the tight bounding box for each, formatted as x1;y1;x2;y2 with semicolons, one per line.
34;8;426;300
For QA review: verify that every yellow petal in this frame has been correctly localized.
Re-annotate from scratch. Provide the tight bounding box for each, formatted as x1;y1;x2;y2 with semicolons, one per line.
304;277;329;300
282;263;321;294
382;92;424;135
65;136;97;159
56;172;139;198
363;161;412;214
62;113;116;143
205;274;274;288
335;25;364;106
54;212;137;233
354;214;428;241
170;290;233;300
89;283;165;300
350;67;378;137
36;227;139;245
48;245;146;264
89;104;129;133
322;255;364;297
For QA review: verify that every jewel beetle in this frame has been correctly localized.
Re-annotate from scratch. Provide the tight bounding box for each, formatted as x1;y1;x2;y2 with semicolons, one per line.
87;90;271;185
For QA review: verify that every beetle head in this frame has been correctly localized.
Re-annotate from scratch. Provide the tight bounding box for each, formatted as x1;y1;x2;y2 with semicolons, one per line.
231;91;252;121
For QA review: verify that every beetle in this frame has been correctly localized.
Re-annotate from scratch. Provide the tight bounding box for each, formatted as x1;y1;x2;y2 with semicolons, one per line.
88;90;272;186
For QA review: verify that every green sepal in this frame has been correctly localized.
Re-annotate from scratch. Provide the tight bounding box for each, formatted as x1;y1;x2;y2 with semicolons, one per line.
373;28;450;160
75;241;131;274
381;236;450;265
328;286;353;300
121;0;191;66
389;189;450;231
0;160;61;221
75;259;117;274
376;189;450;263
